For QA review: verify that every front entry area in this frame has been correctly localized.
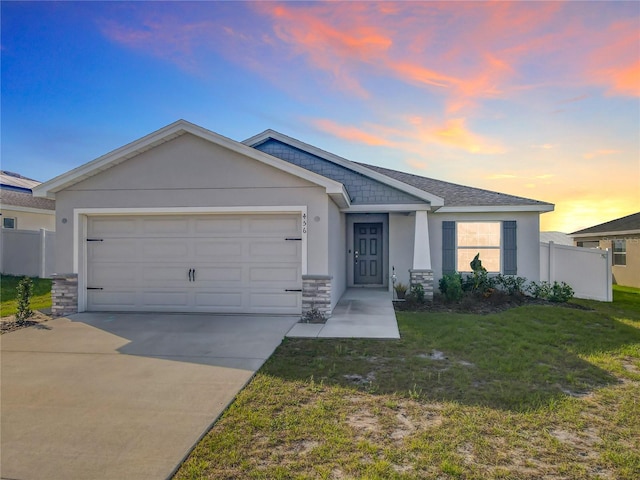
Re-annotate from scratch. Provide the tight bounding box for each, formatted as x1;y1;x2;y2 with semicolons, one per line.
85;213;302;314
354;222;383;285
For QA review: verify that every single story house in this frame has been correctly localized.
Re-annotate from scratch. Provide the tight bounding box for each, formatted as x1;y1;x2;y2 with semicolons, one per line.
572;212;640;289
33;120;553;317
0;170;55;231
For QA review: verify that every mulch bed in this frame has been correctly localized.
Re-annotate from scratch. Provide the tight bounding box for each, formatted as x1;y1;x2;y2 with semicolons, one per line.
0;311;53;335
394;293;592;315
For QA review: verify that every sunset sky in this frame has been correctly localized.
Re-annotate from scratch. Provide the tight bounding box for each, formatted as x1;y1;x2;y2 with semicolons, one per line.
2;1;638;233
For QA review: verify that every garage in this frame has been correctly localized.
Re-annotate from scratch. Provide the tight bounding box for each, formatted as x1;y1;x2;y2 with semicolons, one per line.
86;213;303;314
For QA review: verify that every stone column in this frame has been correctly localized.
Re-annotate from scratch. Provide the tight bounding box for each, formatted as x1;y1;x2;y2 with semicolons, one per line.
301;274;332;320
409;269;434;301
51;273;78;317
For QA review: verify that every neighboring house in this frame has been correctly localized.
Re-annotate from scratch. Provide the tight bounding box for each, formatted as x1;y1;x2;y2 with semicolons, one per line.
0;171;55;231
572;212;640;288
33;120;553;317
540;231;573;246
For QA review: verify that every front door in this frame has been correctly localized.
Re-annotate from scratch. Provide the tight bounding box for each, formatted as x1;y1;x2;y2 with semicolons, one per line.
354;223;383;285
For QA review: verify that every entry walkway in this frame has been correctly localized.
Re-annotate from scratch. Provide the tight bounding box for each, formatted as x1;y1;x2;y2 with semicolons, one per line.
287;288;400;339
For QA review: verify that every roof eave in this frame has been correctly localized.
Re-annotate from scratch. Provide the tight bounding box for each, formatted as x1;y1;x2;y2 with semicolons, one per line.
436;204;555;213
572;229;640;238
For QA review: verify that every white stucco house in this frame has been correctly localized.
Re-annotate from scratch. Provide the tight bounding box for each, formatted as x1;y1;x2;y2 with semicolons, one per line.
33;120;554;317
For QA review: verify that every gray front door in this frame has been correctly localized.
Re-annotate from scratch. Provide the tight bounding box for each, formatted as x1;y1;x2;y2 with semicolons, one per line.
354;223;383;285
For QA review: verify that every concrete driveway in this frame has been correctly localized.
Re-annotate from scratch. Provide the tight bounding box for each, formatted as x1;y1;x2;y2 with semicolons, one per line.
1;313;298;480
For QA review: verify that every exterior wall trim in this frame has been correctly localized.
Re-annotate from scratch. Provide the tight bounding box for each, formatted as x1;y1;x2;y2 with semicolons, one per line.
342;204;433;213
0;205;55;215
73;206;308;313
437;205;554;213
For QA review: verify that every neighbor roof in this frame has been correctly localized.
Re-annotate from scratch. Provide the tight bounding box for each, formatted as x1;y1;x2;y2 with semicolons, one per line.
0;170;41;192
0;189;55;211
572;212;640;236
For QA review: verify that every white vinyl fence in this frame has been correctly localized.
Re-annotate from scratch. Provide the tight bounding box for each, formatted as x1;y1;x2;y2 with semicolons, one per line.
0;229;56;278
540;241;612;302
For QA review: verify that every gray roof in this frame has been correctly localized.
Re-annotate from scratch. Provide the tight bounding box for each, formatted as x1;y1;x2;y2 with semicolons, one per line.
540;231;573;245
572;212;640;235
0;189;55;211
357;163;553;207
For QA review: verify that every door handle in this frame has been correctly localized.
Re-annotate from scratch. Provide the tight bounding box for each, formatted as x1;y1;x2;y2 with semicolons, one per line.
188;269;192;281
192;268;196;281
354;250;359;264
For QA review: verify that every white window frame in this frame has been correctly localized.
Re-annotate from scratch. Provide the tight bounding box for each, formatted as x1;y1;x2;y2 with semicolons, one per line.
2;217;17;229
613;239;626;266
456;221;502;273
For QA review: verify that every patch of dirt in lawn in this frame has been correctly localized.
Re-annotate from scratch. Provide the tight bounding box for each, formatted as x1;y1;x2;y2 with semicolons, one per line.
0;311;52;334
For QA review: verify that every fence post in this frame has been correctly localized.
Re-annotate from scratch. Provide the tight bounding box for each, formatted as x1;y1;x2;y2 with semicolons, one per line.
605;248;613;302
39;229;46;278
548;241;555;283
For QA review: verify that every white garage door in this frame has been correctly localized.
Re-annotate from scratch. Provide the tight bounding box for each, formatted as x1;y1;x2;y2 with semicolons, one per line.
86;214;302;314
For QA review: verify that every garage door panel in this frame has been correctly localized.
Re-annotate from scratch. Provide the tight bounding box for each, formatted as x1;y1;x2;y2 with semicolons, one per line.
193;292;243;307
89;218;137;235
89;265;137;286
249;241;300;259
194;217;243;234
249;266;300;283
139;292;189;307
249;216;300;234
87;213;302;314
88;291;136;308
193;241;243;258
88;240;138;261
250;292;301;309
142;217;189;234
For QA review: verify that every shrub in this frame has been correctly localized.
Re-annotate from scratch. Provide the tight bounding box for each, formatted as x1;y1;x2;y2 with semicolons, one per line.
15;277;34;324
494;275;528;296
406;283;426;304
528;281;552;299
439;273;463;302
549;281;574;303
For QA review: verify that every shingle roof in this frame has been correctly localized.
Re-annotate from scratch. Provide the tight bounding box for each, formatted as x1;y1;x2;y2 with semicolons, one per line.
357;163;553;207
571;212;640;235
0;189;55;211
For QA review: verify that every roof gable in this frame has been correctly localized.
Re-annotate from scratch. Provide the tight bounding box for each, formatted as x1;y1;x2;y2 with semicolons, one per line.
244;130;444;207
33;120;350;208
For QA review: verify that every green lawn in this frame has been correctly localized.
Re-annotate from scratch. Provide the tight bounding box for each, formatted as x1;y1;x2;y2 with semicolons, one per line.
0;274;52;317
175;286;640;479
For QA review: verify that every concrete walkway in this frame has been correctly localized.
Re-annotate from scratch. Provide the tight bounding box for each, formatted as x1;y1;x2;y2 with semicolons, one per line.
0;313;298;480
287;288;400;339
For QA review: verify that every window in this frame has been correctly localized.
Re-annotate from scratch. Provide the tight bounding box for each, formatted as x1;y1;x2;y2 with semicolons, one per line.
456;222;501;272
2;217;16;229
613;239;626;266
577;241;599;248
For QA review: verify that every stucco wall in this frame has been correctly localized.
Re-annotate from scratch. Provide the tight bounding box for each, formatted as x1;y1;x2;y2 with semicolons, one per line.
1;208;55;231
389;213;415;289
328;199;347;309
429;211;542;282
597;236;640;288
54;133;332;276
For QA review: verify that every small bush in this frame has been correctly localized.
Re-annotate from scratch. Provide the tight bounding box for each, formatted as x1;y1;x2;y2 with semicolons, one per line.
494;275;528;296
528;281;552;299
439;273;463;302
406;283;426;304
15;277;34;324
549;281;574;303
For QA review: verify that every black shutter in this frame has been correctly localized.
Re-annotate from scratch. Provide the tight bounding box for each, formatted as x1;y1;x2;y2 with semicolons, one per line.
442;221;456;275
503;221;517;275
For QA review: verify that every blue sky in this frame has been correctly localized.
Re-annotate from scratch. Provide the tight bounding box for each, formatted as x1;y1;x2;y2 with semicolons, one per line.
2;1;638;232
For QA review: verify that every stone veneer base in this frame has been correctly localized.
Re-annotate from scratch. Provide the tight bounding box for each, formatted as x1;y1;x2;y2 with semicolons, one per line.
409;269;434;301
51;273;78;317
301;275;332;319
